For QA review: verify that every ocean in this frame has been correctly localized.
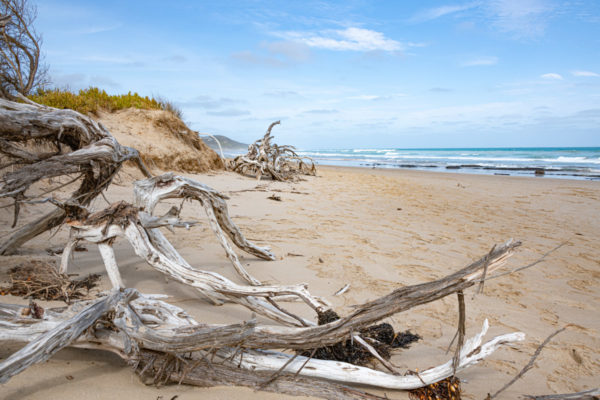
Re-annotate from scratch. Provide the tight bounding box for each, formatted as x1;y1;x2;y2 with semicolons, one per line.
291;147;600;180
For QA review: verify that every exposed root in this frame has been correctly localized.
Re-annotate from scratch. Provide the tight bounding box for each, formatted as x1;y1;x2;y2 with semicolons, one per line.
230;121;316;181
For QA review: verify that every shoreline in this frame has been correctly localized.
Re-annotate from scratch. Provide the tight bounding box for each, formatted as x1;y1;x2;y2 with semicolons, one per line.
318;163;600;185
220;149;600;181
312;161;600;181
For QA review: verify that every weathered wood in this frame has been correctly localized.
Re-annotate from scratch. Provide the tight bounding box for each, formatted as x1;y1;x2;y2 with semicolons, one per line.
132;173;275;286
0;97;150;254
0;289;523;394
134;173;275;261
0;289;128;383
62;201;521;339
60;206;323;326
230;121;316;181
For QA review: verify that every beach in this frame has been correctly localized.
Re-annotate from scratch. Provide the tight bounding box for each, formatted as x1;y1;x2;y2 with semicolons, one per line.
1;165;599;399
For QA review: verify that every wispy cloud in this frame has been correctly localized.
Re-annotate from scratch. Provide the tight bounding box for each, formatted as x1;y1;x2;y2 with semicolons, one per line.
348;95;382;101
461;56;498;66
231;40;311;68
541;73;563;80
90;75;121;88
410;2;479;22
572;70;600;77
181;95;241;109
163;55;187;63
487;0;555;38
231;51;286;67
264;41;311;62
206;109;251;117
263;90;301;98
276;27;402;52
430;87;454;93
78;23;122;35
303;109;339;114
412;1;556;39
82;55;145;67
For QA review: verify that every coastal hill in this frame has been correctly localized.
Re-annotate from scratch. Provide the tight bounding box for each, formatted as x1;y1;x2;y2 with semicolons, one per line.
96;109;224;173
200;134;248;152
28;88;224;174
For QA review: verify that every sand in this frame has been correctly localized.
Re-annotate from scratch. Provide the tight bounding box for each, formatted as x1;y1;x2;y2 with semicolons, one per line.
1;166;599;399
97;108;224;173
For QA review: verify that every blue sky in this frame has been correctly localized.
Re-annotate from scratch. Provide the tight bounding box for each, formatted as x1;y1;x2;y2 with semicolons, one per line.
35;0;600;149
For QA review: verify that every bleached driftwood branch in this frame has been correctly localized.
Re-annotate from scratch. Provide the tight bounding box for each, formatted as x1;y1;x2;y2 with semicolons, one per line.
0;97;150;254
230;121;316;181
133;173;276;283
0;287;523;397
59;201;326;327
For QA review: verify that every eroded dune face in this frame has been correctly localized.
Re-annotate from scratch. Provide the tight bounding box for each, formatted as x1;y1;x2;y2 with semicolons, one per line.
96;108;224;173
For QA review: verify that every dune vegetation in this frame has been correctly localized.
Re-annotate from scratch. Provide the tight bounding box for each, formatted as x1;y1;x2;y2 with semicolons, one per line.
28;86;182;117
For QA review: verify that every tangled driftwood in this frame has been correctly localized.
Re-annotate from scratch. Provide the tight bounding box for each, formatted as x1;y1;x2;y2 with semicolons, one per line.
0;97;150;255
230;121;316;181
0;97;545;398
0;243;526;398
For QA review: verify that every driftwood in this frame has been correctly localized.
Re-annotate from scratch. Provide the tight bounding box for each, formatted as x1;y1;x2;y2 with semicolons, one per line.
0;97;542;398
59;199;327;327
0;255;526;395
0;97;150;254
230;121;316;181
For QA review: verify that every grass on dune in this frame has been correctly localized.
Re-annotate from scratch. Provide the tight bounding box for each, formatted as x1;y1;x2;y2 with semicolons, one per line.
29;87;182;117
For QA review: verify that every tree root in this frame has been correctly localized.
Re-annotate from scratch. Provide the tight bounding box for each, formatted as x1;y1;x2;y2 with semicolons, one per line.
230;121;316;181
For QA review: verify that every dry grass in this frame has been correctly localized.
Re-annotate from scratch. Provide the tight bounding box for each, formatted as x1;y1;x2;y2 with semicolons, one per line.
29;87;183;118
0;260;100;302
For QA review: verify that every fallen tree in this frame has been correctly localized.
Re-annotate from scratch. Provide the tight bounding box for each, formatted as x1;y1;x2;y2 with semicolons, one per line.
0;97;151;254
230;121;316;181
0;242;526;398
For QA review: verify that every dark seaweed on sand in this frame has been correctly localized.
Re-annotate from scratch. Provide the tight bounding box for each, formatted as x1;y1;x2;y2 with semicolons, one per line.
408;376;462;400
299;309;421;365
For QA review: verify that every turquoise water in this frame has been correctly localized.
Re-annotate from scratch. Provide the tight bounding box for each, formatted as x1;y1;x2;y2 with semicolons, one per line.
294;147;600;180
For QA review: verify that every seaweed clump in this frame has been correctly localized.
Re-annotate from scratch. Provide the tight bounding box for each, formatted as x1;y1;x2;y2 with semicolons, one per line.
300;309;421;365
0;260;100;302
408;376;461;400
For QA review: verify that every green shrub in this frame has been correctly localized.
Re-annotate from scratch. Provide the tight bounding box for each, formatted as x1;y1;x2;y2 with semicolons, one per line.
29;87;181;117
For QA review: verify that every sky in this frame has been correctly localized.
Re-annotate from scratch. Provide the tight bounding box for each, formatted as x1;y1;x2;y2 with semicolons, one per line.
34;0;600;149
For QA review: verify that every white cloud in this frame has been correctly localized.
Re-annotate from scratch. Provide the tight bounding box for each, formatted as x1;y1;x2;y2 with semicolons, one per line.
348;95;381;101
487;0;555;38
461;56;498;66
264;41;311;63
277;27;402;52
411;2;479;22
541;73;563;80
572;70;600;77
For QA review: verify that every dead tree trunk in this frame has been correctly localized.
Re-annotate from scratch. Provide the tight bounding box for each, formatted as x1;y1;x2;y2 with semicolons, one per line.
230;121;316;181
0;97;151;254
0;271;524;396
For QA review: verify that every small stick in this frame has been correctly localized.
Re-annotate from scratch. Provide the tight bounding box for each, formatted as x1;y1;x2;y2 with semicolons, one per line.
293;348;317;379
452;290;466;375
334;284;351;296
523;388;600;400
259;353;299;389
489;326;569;399
477;245;496;295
